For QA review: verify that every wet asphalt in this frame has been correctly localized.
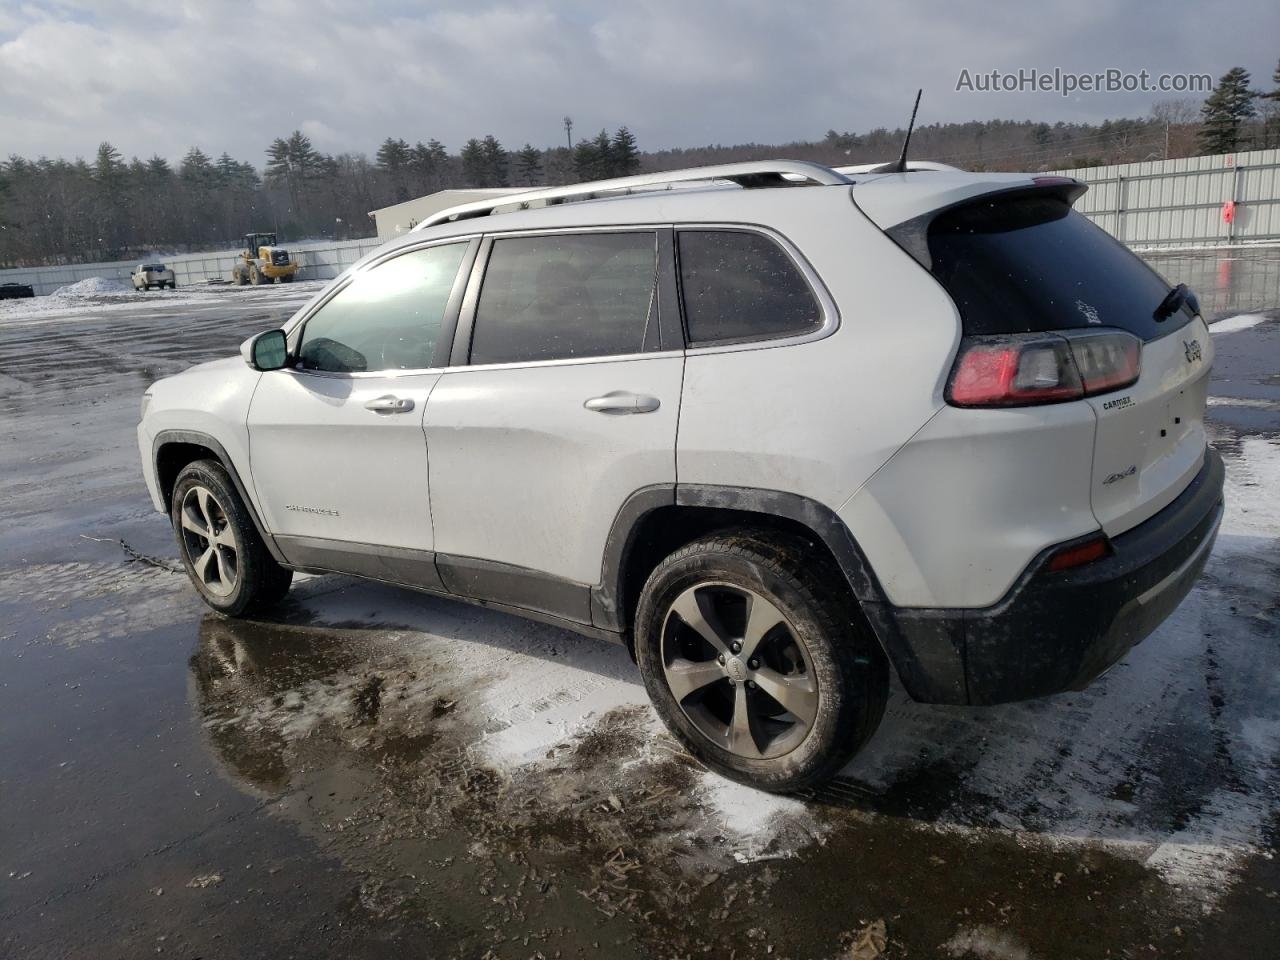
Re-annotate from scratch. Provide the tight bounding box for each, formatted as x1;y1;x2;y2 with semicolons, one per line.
1;278;1278;960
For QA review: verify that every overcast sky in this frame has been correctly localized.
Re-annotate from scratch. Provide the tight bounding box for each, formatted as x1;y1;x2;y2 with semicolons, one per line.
1;0;1277;166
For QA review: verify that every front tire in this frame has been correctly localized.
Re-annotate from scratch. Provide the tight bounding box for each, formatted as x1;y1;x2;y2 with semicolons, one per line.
634;530;888;793
249;265;262;285
171;460;293;617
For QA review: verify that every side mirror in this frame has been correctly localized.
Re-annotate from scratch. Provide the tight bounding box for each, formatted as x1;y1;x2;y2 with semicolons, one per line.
242;329;289;371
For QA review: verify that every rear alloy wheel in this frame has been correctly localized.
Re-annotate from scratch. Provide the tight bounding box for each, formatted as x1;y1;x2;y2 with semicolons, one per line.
171;459;293;617
662;583;817;759
635;531;888;792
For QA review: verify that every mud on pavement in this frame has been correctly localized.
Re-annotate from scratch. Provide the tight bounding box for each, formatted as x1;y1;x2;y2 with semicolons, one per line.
2;288;1279;959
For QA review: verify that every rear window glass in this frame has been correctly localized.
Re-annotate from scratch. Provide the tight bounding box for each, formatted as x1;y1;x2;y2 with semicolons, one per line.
927;195;1190;341
470;233;658;365
677;230;822;344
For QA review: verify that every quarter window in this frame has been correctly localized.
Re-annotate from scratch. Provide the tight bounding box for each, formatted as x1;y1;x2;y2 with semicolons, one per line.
297;242;468;373
469;233;658;365
677;230;822;344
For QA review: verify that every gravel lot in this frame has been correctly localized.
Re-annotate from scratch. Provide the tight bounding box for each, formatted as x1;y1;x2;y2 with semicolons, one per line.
1;279;1277;959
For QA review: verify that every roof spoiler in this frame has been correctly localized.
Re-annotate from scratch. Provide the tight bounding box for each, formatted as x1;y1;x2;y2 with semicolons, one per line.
881;178;1088;270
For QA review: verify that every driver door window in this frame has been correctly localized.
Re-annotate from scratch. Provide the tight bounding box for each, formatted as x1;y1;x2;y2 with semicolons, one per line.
297;242;469;373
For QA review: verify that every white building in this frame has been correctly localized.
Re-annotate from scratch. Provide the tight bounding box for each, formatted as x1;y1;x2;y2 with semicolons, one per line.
368;189;529;239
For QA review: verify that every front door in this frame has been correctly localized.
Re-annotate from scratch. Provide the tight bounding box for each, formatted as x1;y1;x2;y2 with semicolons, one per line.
247;239;474;585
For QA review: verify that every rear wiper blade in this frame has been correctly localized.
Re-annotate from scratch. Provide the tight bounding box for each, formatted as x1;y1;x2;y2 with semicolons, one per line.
1153;282;1195;321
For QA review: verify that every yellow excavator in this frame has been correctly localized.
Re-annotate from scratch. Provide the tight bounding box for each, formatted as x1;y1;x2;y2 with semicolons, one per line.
232;232;299;285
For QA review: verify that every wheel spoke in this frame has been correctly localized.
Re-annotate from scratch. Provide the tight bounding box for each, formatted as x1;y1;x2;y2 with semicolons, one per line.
727;683;762;757
180;509;209;537
664;657;725;702
213;547;233;588
669;588;731;655
740;593;785;660
212;524;237;548
753;667;818;726
193;545;215;583
196;488;215;532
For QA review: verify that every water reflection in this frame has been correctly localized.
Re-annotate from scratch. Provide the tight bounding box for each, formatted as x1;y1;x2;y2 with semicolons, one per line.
1144;249;1280;319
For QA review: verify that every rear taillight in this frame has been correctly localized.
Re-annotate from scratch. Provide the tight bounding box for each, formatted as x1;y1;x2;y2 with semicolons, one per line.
946;329;1141;408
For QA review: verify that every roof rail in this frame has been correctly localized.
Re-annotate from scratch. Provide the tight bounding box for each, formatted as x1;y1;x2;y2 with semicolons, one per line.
412;160;852;231
835;161;963;175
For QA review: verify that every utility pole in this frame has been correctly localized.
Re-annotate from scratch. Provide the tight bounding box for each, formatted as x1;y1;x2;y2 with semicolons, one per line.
563;116;573;150
1165;121;1170;159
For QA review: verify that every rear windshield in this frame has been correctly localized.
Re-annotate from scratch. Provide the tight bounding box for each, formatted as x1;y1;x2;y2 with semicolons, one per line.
144;263;166;271
927;195;1191;340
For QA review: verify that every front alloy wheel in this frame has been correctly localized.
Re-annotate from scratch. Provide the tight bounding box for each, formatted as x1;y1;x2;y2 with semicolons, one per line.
178;485;240;598
662;583;817;759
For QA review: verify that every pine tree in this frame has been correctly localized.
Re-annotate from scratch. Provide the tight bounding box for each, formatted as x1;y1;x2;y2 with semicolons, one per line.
264;138;291;184
515;144;543;186
572;138;600;182
460;139;486;187
94;142;124;184
179;147;214;183
480;135;509;187
1198;67;1258;154
375;137;412;201
145;155;172;181
592;129;614;177
264;131;321;214
409;139;448;193
610;126;640;176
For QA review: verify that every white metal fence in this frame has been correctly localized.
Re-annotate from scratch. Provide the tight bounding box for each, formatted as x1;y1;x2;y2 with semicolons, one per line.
0;237;386;297
1049;148;1280;250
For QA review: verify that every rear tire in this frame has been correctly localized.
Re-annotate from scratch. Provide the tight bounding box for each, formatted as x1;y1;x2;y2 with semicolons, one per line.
249;266;262;285
170;460;293;617
634;530;888;793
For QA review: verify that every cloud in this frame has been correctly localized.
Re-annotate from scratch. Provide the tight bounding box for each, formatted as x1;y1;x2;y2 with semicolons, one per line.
0;0;1275;166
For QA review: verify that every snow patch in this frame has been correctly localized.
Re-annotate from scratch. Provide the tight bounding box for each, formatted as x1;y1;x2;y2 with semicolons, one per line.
699;772;809;838
50;276;133;298
942;925;1032;960
1210;313;1268;334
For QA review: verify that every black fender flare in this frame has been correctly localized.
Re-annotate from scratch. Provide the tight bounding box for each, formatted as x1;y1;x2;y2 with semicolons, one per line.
591;483;968;704
152;429;287;565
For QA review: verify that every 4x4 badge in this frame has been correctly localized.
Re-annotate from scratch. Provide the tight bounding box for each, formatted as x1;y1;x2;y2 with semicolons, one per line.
1184;338;1202;363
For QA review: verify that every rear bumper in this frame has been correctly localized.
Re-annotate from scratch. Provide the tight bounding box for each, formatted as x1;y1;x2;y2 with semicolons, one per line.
879;448;1224;705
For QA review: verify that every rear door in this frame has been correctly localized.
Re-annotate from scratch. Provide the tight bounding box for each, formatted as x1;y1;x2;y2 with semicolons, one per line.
926;192;1212;535
424;229;683;624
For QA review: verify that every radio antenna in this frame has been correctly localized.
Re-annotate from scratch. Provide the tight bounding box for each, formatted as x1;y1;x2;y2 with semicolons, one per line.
872;89;923;174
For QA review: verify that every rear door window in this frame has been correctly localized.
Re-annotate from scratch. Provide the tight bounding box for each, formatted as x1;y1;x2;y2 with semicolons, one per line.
469;232;658;365
677;230;822;345
927;195;1191;340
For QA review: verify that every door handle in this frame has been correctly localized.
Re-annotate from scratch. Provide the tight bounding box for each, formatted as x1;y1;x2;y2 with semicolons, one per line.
584;392;661;415
364;395;415;414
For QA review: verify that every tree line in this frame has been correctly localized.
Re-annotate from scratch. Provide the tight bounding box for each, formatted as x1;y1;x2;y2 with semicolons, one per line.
1;61;1276;268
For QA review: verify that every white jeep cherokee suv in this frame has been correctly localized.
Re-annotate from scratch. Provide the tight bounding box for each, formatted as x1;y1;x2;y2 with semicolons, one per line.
138;160;1223;791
